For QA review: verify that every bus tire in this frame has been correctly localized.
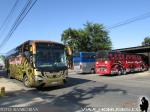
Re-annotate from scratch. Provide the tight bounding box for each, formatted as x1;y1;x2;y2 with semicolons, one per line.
91;69;95;74
23;75;31;87
118;67;123;75
118;70;122;75
122;69;127;75
141;65;145;72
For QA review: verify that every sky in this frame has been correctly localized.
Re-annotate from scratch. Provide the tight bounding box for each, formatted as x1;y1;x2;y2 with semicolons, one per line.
0;0;150;54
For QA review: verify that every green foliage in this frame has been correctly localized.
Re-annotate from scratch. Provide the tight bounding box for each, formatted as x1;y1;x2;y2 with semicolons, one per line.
61;22;112;69
142;37;150;46
83;22;112;51
61;28;79;51
0;55;5;62
61;22;112;53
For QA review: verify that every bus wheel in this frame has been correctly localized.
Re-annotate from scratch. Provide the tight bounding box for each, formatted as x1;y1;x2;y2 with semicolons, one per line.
141;65;145;72
91;69;95;74
23;75;30;87
118;70;122;75
117;67;123;75
122;69;127;75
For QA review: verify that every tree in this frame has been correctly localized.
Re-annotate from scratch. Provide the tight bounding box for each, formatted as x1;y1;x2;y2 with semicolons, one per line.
0;55;5;61
142;37;150;46
61;28;80;68
61;22;112;52
83;22;112;51
61;22;112;68
61;28;80;54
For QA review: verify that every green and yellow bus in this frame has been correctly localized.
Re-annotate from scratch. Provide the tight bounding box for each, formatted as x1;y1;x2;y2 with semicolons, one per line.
6;40;68;88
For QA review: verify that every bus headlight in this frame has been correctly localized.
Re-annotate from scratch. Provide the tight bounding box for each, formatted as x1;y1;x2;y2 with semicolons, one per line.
105;61;108;64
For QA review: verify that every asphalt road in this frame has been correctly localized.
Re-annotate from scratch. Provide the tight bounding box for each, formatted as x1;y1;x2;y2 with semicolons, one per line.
0;71;150;112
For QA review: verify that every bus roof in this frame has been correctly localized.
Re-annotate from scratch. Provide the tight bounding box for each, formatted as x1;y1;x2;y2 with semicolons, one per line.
27;40;63;45
6;40;64;57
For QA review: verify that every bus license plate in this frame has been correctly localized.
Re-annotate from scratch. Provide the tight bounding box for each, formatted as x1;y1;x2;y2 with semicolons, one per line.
45;72;59;76
51;82;58;84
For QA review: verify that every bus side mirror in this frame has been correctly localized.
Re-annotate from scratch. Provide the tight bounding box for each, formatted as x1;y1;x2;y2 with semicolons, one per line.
30;47;32;51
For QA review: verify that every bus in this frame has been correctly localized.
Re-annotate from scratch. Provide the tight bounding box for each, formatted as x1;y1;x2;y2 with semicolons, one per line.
6;40;68;88
95;50;148;75
73;52;96;73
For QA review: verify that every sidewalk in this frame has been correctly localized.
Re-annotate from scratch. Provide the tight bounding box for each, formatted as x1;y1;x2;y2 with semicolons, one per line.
68;69;75;74
0;70;24;93
0;77;23;93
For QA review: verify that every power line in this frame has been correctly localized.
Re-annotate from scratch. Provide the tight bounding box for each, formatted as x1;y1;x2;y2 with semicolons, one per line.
0;0;38;51
0;0;19;37
0;0;32;49
0;0;19;31
107;11;150;30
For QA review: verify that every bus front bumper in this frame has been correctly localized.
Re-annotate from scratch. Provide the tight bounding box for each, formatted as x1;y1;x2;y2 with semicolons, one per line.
33;75;67;87
96;67;111;75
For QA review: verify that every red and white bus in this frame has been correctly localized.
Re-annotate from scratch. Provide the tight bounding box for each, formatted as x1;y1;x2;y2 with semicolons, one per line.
95;50;148;75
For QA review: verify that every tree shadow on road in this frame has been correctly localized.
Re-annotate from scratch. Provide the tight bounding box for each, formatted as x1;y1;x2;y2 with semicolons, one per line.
36;77;92;91
75;73;94;75
48;84;127;111
0;78;127;112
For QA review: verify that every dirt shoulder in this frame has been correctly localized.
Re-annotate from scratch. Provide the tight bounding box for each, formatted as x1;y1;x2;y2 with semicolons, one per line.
0;77;23;93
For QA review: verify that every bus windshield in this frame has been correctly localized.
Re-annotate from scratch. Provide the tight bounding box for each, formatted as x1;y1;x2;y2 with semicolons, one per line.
96;50;109;60
73;52;95;63
35;43;66;68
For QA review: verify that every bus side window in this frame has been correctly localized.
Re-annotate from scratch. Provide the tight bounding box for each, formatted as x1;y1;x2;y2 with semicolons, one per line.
109;53;113;60
23;43;32;60
111;53;114;60
114;54;117;59
23;44;29;52
121;54;124;60
118;54;122;60
126;55;129;60
133;56;135;60
12;46;21;56
132;55;135;60
89;55;94;59
18;46;22;55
